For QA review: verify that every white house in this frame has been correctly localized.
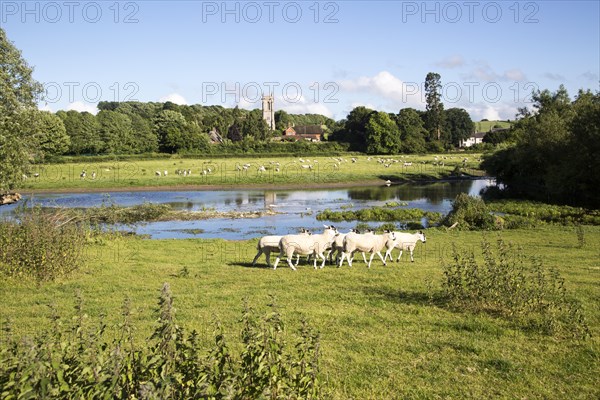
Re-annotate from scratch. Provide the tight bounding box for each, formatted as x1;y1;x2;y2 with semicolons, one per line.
460;132;486;147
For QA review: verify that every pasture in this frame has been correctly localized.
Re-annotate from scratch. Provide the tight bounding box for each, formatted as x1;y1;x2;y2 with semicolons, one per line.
1;225;598;398
19;153;484;191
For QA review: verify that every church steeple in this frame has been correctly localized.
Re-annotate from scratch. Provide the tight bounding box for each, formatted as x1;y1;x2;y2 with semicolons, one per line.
261;94;275;130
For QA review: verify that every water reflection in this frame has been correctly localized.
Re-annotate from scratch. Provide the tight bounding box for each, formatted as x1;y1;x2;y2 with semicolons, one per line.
1;179;495;239
347;180;479;203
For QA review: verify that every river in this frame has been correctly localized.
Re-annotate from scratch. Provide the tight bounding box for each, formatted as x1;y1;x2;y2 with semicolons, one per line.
0;179;495;239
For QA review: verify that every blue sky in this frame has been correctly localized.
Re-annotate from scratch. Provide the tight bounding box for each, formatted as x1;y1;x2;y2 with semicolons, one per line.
2;0;599;121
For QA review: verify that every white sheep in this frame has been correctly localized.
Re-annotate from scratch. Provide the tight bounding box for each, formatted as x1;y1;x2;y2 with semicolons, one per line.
339;230;396;268
326;229;365;265
252;228;311;268
273;225;338;270
384;231;426;262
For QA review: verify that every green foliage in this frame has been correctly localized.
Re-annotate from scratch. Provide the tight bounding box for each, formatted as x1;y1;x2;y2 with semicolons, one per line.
443;108;474;147
97;110;136;154
443;194;497;230
365;111;401;154
0;284;326;399
27;110;71;160
316;206;442;225
482;87;600;208
486;200;600;227
0;28;44;192
424;72;445;141
396;108;427;153
441;238;590;339
57;110;103;155
0;207;86;281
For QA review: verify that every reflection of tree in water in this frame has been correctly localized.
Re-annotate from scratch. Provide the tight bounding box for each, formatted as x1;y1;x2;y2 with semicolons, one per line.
347;180;477;204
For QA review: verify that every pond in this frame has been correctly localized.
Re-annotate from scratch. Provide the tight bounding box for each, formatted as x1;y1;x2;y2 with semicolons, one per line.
1;179;495;239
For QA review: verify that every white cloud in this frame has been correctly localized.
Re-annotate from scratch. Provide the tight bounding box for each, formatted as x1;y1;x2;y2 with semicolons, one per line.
349;101;377;110
463;62;526;83
503;69;526;81
159;93;188;105
66;101;99;114
464;102;518;122
280;102;334;118
339;71;424;109
435;55;465;69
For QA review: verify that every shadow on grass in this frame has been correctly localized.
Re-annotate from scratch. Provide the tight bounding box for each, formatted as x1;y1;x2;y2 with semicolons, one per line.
229;261;270;269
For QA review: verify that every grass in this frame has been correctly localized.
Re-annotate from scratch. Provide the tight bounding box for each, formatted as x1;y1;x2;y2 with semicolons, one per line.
1;225;598;399
19;153;485;191
474;120;512;133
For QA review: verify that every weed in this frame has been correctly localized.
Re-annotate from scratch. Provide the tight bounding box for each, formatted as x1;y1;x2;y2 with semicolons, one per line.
440;238;590;339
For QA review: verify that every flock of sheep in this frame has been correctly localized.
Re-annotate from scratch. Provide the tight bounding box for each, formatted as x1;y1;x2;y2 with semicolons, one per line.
252;225;427;271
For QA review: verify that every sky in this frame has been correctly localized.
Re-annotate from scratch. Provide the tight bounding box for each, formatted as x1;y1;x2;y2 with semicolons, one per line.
2;0;599;121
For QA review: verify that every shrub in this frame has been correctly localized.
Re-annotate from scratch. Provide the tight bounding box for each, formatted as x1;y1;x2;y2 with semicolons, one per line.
443;193;497;230
0;284;326;399
0;207;86;281
441;238;590;339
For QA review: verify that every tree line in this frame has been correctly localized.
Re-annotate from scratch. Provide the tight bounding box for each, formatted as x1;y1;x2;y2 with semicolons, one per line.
482;85;600;208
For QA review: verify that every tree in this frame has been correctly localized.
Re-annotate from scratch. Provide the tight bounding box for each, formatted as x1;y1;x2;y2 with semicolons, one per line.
242;110;270;141
227;123;243;142
153;110;188;153
274;109;292;131
97;110;135;154
482;86;600;207
396;108;427;153
28;111;70;159
365;112;401;154
424;72;444;141
444;108;474;147
130;114;159;153
0;27;44;192
330;106;374;151
57;110;102;154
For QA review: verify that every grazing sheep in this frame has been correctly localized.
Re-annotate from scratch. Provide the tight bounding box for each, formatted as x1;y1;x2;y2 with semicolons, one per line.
80;170;86;179
155;171;161;177
384;231;426;262
273;225;338;270
339;230;396;268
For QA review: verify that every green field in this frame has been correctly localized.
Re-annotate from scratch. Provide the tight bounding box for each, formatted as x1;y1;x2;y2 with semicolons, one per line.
19;154;484;191
474;120;512;133
2;226;598;398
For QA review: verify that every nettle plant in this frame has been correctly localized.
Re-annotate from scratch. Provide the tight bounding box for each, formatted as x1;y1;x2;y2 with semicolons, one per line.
0;284;326;399
441;238;590;339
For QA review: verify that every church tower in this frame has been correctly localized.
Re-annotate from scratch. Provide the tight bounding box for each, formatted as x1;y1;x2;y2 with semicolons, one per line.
261;94;275;130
